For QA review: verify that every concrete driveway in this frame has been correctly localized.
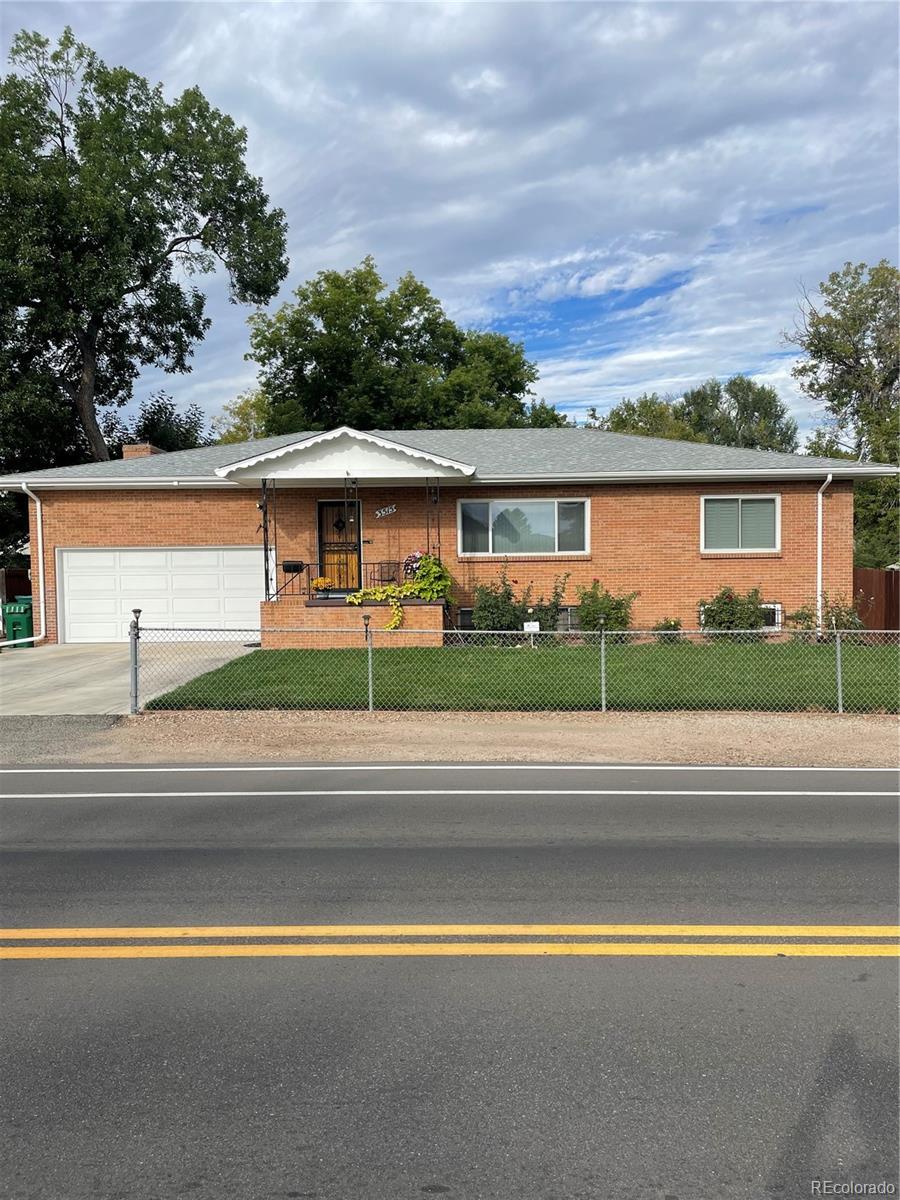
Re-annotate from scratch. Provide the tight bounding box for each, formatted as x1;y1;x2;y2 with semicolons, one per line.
0;641;254;715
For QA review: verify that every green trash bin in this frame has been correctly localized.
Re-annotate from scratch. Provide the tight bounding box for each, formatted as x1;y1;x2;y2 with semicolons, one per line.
2;600;33;647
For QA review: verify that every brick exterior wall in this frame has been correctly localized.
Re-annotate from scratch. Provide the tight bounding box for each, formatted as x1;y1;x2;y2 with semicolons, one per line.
29;488;261;644
259;596;445;648
28;478;854;642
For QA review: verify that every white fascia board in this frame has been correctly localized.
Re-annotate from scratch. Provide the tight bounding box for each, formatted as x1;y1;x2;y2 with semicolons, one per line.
214;426;476;478
474;466;897;483
2;463;893;492
0;478;237;490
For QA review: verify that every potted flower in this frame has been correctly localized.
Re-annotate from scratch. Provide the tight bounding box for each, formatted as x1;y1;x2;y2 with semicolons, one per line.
310;575;336;597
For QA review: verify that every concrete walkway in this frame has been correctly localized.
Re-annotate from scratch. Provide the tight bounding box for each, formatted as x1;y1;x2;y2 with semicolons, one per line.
0;642;253;715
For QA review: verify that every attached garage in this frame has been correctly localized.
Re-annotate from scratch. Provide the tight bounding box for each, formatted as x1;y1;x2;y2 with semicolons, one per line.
58;547;264;643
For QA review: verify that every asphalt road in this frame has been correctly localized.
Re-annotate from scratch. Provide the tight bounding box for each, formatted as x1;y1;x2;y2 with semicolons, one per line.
1;763;897;1200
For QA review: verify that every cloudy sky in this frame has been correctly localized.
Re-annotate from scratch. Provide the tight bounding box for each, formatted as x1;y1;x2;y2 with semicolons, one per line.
4;1;898;434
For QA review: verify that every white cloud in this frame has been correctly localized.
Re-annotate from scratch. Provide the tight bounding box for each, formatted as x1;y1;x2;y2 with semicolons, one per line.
2;0;896;437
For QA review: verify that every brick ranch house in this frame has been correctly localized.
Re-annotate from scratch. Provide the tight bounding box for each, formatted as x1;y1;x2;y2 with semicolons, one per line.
0;426;894;647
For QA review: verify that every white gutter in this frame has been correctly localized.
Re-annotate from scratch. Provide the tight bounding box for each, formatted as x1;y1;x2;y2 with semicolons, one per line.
0;466;896;490
0;483;45;648
816;473;833;634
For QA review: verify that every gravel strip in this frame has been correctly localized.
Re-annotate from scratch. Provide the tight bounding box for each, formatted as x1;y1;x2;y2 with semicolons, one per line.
2;710;896;766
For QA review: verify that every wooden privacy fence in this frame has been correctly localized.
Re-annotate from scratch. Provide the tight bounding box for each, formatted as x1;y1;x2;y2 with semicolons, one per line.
854;567;900;630
0;567;30;603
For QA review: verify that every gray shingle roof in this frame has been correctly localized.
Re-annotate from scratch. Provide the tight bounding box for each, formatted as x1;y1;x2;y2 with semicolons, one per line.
0;427;893;485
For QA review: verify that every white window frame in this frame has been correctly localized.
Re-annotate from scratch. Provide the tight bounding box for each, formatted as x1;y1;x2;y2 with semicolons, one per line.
761;602;783;630
457;498;591;557
700;493;781;554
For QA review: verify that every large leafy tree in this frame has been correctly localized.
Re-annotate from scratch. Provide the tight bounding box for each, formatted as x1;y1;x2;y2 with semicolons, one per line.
787;260;898;462
585;393;702;442
677;376;798;451
1;27;288;463
104;392;211;455
588;375;798;452
212;389;269;444
788;261;899;568
245;257;568;432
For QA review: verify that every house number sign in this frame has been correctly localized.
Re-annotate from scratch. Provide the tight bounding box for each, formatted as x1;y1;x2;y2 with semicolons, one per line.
375;504;397;519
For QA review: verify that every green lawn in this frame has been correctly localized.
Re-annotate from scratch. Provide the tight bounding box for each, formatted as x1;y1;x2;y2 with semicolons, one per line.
146;640;899;713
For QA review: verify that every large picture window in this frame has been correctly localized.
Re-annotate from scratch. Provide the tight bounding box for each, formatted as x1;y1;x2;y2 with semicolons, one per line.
701;495;779;552
459;499;588;555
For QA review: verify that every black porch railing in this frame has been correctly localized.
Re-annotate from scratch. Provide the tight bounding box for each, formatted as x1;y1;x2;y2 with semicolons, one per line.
270;560;408;600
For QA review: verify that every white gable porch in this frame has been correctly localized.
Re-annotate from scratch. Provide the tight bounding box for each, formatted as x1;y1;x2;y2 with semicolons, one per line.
216;426;475;487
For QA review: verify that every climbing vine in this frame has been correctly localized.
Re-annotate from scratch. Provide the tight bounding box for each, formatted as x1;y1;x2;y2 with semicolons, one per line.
346;553;454;628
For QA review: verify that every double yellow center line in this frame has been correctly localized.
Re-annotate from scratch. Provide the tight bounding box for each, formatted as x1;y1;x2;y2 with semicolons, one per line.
1;924;898;959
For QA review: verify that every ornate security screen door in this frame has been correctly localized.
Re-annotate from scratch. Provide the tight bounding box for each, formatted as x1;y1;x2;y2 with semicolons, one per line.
317;500;361;589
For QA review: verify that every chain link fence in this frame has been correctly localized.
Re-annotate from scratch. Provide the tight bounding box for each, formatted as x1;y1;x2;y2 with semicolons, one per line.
131;623;899;715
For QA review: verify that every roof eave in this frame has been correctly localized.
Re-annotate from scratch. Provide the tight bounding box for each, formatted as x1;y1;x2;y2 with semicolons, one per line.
0;477;237;491
476;466;897;483
1;464;893;492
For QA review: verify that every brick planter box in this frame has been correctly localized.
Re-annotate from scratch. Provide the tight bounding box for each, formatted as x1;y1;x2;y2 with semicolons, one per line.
259;596;446;648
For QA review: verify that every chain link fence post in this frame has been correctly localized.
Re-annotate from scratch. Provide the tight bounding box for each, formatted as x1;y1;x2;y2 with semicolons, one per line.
833;618;844;714
128;607;142;714
600;618;607;713
363;614;374;712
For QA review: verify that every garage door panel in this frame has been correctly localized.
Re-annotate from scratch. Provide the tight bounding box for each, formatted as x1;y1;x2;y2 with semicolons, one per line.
67;596;120;616
222;549;263;569
171;550;221;568
118;550;169;568
66;618;125;641
130;598;172;618
68;551;118;569
61;547;263;643
118;574;171;593
67;573;120;594
172;596;223;617
222;573;263;593
223;597;261;616
171;574;228;593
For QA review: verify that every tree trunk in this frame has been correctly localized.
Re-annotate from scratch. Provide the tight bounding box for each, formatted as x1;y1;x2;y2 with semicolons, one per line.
73;325;110;461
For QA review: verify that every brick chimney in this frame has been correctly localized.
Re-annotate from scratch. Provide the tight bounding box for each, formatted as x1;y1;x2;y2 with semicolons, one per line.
122;443;166;459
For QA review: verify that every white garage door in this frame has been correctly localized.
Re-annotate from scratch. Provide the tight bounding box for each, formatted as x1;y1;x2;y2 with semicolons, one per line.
60;547;264;642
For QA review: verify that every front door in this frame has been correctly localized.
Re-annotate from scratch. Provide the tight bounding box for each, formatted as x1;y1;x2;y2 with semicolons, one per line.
317;500;361;590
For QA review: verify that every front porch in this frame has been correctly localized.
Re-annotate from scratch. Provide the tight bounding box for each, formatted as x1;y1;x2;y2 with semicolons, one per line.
216;427;471;648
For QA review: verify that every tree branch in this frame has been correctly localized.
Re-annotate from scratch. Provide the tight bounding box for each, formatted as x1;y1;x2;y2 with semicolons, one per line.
120;219;215;298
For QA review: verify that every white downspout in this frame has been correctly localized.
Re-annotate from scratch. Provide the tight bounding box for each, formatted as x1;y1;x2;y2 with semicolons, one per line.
816;473;833;634
0;483;46;648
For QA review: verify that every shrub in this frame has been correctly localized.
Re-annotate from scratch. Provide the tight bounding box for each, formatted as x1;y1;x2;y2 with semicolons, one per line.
699;586;765;632
785;592;865;636
576;579;638;632
472;569;523;631
472;567;570;633
652;617;682;643
524;574;569;632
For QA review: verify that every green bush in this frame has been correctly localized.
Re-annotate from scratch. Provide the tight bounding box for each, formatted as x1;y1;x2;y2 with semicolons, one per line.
699;586;765;631
472;567;570;632
525;574;569;632
575;579;638;632
785;592;865;636
652;617;683;643
472;569;522;631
